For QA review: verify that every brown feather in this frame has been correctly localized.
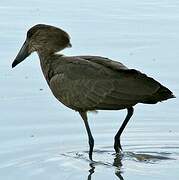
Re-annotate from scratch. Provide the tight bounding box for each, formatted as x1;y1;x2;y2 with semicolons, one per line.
49;55;174;111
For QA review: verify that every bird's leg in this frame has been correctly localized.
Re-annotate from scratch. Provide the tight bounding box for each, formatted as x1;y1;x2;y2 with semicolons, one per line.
79;111;94;161
114;107;134;153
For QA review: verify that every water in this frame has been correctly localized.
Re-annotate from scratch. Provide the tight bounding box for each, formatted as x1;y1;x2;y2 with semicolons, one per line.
0;0;179;179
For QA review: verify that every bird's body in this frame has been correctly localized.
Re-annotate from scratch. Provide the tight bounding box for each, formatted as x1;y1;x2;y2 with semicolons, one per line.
12;24;175;161
39;54;173;112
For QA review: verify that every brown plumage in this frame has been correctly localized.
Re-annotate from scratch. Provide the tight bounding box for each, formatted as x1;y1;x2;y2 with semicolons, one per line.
12;24;175;160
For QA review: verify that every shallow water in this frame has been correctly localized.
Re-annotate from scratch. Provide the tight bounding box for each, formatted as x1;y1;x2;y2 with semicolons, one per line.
0;0;179;179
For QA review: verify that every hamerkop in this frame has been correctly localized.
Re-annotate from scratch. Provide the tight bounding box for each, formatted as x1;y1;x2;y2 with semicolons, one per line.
12;24;175;160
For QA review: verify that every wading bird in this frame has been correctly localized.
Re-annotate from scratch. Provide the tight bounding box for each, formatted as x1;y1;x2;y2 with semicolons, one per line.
12;24;175;161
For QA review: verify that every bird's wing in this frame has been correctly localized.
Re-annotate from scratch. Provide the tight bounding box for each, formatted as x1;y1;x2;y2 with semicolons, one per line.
49;56;161;111
77;55;128;70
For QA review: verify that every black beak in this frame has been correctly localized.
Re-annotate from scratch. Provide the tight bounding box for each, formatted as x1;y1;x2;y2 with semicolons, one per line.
12;40;30;68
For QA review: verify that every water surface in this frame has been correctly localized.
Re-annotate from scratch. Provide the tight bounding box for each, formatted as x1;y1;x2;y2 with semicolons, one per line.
0;0;179;179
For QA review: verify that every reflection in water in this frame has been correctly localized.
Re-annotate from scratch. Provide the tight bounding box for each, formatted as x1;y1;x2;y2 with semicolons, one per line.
87;163;95;180
62;146;177;180
113;153;123;167
115;170;124;180
85;148;177;180
125;151;175;163
113;154;124;180
87;153;124;180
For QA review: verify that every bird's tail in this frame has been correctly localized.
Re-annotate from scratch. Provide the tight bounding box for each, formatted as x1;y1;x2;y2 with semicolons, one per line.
156;85;175;100
142;85;175;104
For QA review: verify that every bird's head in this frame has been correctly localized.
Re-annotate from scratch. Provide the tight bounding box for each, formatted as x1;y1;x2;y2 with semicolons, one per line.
12;24;71;68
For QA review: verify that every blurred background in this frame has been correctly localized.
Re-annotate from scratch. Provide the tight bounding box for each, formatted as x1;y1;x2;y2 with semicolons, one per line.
0;0;179;179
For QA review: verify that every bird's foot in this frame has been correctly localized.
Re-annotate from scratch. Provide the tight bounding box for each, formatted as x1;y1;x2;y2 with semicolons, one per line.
114;140;123;154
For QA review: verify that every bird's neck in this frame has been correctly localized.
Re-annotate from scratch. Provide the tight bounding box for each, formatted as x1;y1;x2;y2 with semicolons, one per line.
37;50;63;84
37;49;54;60
37;50;54;83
